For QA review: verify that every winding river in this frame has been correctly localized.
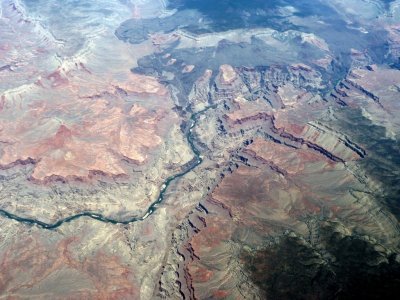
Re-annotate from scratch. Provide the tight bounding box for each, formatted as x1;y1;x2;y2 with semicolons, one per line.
0;105;215;230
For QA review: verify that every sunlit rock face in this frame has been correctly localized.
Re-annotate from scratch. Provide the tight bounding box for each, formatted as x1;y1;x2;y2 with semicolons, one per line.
1;0;400;299
0;0;175;182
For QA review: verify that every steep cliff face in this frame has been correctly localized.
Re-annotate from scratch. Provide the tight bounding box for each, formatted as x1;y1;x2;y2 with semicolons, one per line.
159;64;400;299
1;0;400;299
0;0;194;223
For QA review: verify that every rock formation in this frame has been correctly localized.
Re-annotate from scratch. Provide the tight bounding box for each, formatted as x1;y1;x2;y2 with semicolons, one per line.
1;0;400;299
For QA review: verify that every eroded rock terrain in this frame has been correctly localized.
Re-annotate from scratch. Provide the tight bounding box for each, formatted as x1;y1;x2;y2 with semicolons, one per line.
1;0;400;299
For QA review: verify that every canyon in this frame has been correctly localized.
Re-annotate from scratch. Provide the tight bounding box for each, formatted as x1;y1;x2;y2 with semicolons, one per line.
1;0;400;299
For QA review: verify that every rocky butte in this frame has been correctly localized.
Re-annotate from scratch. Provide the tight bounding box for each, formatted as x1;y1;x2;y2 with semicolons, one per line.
0;0;400;299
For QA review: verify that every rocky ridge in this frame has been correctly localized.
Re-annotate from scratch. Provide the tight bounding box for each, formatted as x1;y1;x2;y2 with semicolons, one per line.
1;0;400;299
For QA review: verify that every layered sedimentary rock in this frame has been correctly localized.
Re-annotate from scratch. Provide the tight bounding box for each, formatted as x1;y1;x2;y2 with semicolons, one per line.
1;0;400;299
160;63;400;299
0;0;193;222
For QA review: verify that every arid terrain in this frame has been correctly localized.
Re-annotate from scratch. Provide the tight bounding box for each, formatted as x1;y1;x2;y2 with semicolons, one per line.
1;0;400;299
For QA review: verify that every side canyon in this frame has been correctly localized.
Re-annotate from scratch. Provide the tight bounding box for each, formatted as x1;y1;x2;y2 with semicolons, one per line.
1;0;400;299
